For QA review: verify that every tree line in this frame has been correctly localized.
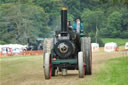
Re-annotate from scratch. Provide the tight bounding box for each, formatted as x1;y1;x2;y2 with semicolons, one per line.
0;0;128;45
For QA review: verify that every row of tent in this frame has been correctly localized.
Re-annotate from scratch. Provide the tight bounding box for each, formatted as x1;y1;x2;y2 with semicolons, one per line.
92;42;128;52
0;44;27;54
0;42;128;54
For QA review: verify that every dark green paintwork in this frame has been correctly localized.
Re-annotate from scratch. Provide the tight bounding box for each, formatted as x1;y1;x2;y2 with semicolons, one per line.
52;59;77;64
50;32;85;65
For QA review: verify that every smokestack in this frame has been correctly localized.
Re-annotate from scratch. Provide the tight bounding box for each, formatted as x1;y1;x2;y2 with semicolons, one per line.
61;8;67;32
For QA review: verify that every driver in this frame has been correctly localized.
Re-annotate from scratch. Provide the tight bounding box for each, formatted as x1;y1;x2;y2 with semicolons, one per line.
73;17;84;33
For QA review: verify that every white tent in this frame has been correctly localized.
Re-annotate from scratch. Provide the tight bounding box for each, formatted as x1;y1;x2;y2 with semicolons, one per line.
0;44;27;54
104;42;118;52
0;45;3;52
91;43;99;52
125;42;128;49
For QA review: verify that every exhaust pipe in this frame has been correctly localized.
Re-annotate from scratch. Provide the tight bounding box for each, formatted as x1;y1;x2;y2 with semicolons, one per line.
61;8;67;32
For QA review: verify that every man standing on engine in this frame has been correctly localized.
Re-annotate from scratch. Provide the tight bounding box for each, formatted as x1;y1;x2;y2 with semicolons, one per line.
73;17;84;33
73;17;84;49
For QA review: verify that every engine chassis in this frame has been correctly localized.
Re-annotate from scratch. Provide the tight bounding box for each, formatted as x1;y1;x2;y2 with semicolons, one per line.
51;33;86;70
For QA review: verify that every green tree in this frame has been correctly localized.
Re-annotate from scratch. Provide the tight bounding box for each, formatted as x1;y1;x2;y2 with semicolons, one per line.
33;0;62;28
81;8;104;45
0;3;50;44
120;7;128;38
82;9;104;32
106;11;122;37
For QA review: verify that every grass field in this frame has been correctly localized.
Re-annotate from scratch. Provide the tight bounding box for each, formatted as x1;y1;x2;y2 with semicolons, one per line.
0;55;43;85
102;38;128;46
80;56;128;85
0;54;128;85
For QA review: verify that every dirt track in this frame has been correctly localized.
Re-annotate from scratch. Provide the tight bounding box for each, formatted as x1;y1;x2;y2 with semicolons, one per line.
0;52;127;85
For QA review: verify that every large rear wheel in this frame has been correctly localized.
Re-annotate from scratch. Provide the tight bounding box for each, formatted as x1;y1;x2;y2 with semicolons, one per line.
43;38;53;79
81;37;92;75
43;38;53;67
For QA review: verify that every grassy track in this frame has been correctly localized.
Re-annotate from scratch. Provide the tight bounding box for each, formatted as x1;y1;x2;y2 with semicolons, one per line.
102;38;128;46
0;55;43;85
80;56;128;85
0;54;128;85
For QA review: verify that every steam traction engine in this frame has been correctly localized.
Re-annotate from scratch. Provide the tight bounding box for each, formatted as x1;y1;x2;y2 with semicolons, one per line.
43;8;92;79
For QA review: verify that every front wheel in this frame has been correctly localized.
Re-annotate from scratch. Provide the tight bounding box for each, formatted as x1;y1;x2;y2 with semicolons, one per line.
78;51;85;78
44;53;51;79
